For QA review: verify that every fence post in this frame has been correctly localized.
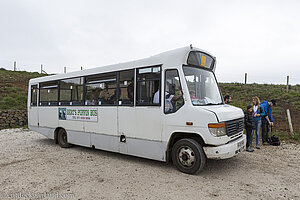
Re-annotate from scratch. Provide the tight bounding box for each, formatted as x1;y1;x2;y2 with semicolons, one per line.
244;73;247;84
286;75;289;92
286;109;294;137
14;61;17;71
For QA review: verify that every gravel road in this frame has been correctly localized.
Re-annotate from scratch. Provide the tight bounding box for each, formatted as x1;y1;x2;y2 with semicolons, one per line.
0;128;299;200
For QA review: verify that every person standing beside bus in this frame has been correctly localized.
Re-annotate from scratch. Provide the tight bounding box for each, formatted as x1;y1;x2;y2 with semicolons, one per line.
260;99;276;145
224;95;232;104
251;96;265;149
244;105;255;152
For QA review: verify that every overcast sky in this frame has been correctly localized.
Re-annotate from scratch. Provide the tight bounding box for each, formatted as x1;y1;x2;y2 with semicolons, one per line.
1;0;300;84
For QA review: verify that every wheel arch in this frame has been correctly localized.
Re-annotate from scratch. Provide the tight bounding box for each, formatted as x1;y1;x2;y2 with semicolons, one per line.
166;131;206;164
54;127;65;144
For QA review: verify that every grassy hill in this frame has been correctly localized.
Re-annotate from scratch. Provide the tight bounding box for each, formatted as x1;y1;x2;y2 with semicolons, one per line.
0;68;47;110
0;68;299;141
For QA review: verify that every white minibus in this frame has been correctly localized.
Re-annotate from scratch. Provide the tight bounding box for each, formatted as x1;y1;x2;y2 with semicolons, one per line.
28;46;246;174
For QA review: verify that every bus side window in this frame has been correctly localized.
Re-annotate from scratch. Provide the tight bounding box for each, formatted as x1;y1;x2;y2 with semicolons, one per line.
85;72;117;106
164;69;184;114
39;81;58;106
59;77;84;106
136;66;161;106
30;85;38;106
119;70;134;106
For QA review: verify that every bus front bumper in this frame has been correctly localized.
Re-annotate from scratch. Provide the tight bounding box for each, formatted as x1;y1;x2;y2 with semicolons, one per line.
203;134;246;159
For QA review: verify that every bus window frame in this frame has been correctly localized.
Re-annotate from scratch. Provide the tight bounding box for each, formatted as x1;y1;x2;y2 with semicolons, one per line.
30;84;38;107
84;71;118;106
39;81;59;106
182;64;224;106
135;65;162;107
117;69;135;107
58;77;85;106
36;66;160;107
164;69;185;114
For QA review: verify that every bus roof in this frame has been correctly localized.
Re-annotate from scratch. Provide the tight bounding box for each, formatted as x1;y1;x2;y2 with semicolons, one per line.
29;46;216;84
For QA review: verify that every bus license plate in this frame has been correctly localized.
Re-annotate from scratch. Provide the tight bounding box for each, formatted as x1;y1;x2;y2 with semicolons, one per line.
237;141;244;149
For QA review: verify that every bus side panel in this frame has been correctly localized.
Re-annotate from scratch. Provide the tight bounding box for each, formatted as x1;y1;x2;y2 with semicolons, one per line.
85;107;118;136
126;138;165;161
118;107;136;138
29;126;55;140
67;130;91;147
91;132;165;161
58;113;85;132
134;107;162;141
28;107;39;126
39;107;58;129
89;107;119;152
91;133;119;152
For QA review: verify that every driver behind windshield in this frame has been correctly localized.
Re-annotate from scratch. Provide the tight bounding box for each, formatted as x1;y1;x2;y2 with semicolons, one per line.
160;83;183;113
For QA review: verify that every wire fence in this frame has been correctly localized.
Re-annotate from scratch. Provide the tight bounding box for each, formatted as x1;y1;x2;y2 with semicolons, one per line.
274;111;300;138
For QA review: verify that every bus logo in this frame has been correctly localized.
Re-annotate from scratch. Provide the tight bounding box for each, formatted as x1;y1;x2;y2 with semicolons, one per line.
58;108;98;122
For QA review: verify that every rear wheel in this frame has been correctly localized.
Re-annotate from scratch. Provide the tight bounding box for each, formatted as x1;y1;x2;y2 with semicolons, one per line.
172;138;206;174
57;129;72;148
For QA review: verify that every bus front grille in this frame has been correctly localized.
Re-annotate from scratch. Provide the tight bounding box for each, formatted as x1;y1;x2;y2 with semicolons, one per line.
225;118;244;137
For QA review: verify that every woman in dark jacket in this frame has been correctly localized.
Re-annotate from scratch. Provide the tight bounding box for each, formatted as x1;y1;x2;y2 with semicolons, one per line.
244;105;255;152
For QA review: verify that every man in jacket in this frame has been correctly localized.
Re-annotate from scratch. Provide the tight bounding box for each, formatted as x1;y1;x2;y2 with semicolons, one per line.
260;100;276;145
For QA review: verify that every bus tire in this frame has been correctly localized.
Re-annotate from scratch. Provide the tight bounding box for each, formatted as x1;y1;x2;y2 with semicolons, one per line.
171;138;206;174
57;129;72;148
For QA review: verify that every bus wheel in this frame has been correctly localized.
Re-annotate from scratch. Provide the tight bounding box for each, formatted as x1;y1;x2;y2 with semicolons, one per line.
172;138;206;174
57;129;72;148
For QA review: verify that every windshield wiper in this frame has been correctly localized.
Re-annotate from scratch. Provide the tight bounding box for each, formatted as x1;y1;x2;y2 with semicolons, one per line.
205;102;224;106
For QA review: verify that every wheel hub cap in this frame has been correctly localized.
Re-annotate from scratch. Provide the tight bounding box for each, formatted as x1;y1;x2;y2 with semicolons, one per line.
178;146;195;167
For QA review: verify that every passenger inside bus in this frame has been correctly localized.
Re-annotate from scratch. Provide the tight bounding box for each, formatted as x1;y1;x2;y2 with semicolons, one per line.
127;80;134;101
190;90;201;104
85;93;96;105
109;88;120;104
153;83;183;113
98;85;111;102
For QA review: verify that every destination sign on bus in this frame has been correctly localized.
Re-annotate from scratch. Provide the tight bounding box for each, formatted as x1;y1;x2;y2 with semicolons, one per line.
187;51;214;69
58;108;98;122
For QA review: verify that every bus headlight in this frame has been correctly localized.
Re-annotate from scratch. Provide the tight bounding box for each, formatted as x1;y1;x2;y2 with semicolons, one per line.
208;123;226;137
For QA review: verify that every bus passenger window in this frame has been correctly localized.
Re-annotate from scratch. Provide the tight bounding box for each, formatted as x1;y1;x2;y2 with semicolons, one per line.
39;81;58;106
136;66;161;106
30;85;38;106
164;69;184;114
85;73;117;106
59;77;84;106
119;70;134;106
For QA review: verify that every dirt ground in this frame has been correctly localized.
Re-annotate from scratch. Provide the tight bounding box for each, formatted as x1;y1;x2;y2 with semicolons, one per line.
0;128;299;200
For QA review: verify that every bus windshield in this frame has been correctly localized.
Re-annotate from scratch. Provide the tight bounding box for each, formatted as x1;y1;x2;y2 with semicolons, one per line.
183;66;223;106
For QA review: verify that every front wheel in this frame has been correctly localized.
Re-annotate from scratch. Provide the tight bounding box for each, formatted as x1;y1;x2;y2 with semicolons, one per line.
57;129;72;148
172;138;206;174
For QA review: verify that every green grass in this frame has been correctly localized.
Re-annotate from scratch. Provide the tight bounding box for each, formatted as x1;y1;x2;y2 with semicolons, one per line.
0;68;48;110
0;67;44;82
